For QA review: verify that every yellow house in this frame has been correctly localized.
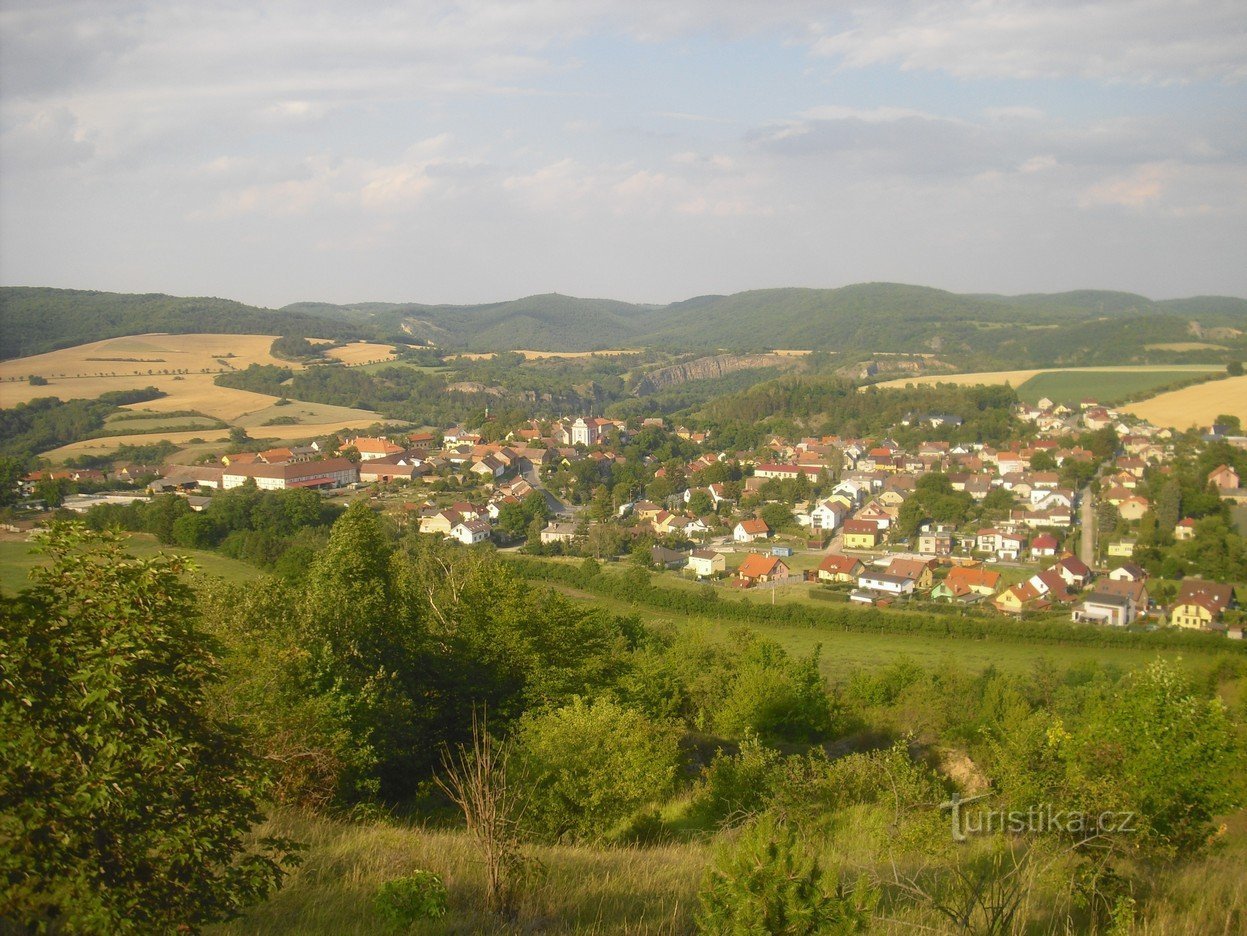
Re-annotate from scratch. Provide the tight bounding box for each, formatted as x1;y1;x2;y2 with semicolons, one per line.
1170;580;1234;630
842;519;880;549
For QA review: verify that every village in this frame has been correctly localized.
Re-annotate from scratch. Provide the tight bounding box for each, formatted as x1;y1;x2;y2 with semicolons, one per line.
18;396;1247;637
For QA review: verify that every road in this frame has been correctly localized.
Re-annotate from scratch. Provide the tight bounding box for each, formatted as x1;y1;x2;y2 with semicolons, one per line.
1079;486;1095;567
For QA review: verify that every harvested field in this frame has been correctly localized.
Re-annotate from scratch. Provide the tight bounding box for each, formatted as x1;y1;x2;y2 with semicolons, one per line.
876;364;1223;391
1123;375;1247;429
1144;342;1227;351
319;341;397;365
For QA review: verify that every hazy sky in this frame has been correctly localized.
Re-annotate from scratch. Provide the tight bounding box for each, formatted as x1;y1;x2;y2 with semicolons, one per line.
2;1;1245;307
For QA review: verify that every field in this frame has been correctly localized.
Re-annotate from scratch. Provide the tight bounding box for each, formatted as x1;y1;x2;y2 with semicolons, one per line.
1013;369;1205;406
451;348;643;361
319;341;397;366
1144;342;1228;351
0;533;262;594
875;364;1223;392
1123;374;1247;428
0;333;385;462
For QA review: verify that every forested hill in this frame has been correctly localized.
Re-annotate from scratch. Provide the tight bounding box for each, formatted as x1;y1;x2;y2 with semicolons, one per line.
4;283;1245;366
0;288;365;360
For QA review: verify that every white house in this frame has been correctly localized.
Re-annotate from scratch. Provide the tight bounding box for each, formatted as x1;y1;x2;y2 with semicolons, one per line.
856;571;915;597
449;519;491;545
733;518;770;542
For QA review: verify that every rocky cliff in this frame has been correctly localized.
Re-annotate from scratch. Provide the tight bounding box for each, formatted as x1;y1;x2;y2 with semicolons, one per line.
633;353;793;395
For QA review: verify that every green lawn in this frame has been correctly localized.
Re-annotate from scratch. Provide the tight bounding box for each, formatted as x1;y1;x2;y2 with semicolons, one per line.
0;534;264;595
1014;369;1212;406
539;574;1221;680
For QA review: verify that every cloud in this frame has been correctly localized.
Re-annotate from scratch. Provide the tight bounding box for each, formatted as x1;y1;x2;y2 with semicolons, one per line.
810;0;1247;84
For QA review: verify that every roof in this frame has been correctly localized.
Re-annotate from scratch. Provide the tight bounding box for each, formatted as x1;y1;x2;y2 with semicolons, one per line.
1175;579;1234;612
738;553;786;579
737;518;770;534
226;457;357;481
818;553;861;575
946;565;1001;590
887;557;933;581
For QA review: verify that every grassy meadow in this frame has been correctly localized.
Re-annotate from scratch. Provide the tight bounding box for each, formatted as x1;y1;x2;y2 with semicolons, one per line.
0;533;263;595
1013;369;1211;406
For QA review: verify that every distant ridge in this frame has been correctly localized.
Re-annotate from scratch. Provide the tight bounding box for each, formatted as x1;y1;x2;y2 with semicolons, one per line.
2;283;1244;367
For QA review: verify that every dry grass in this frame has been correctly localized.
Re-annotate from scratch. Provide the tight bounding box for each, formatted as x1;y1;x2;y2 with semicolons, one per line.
320;342;397;366
1123;375;1247;429
875;364;1224;391
452;349;644;361
208;811;705;935
1144;342;1227;352
0;333;390;462
875;369;1047;389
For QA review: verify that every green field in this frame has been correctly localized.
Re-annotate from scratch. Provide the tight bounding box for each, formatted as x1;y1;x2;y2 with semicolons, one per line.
1014;369;1210;406
0;534;263;594
536;564;1231;679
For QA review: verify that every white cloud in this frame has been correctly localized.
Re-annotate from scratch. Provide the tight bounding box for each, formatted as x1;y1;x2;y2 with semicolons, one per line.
810;1;1247;84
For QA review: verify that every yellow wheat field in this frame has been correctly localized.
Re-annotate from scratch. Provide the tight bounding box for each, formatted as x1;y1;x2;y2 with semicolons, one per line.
1122;375;1247;429
875;364;1224;391
320;341;397;365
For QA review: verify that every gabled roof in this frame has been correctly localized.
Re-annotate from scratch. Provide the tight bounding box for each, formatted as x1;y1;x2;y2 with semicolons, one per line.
737;518;770;534
738;553;786;579
818;553;861;575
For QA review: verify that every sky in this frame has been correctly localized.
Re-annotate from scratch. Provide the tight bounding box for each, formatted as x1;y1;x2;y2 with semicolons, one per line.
1;0;1245;308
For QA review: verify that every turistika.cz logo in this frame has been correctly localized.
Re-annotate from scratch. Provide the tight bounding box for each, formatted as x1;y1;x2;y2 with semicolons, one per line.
940;793;1137;842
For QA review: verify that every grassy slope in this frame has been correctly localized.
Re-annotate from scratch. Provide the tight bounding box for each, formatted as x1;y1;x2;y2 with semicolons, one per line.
0;534;263;595
0;288;360;360
1013;369;1212;406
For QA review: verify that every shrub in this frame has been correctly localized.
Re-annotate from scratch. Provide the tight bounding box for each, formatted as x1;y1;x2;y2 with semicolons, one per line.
515;697;680;842
374;871;449;928
696;813;877;935
688;734;786;829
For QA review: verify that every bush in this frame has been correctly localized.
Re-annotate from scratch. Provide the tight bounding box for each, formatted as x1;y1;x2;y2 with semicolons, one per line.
696;813;876;935
374;871;449;928
515;697;680;842
688;735;786;829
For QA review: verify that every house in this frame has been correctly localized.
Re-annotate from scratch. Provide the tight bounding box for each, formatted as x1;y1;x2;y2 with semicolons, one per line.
1073;591;1135;627
221;457;359;491
1107;540;1136;558
917;527;954;557
687;549;726;578
1108;563;1147;583
539;521;579;544
1117;496;1150;521
807;499;847;531
734;518;771;543
994;581;1041;614
406;431;437;451
1170;579;1235;630
994;532;1026;561
842;519;881;549
1031;533;1060;558
942;564;1001;597
737;553;790;584
1053;554;1092;589
358;453;429;484
1027;570;1075;603
817;553;864;583
651;546;688;570
420;509;462;535
1208;464;1241;491
857;571;915;597
1173;518;1197;541
347;437;406;461
887;557;936;590
1087;577;1149;621
449;519;491;545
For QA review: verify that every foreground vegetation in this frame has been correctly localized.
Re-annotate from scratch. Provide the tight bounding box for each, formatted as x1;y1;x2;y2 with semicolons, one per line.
4;511;1246;934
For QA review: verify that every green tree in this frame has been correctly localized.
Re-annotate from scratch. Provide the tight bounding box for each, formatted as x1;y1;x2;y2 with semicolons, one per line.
33;476;69;508
1226;361;1243;377
0;525;293;932
696;813;876;935
515;697;679;842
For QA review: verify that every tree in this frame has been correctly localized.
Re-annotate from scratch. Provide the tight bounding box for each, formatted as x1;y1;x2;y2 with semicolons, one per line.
34;476;69;508
1226;361;1243;377
515;697;679;842
0;524;293;932
697;813;876;935
228;426;251;446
